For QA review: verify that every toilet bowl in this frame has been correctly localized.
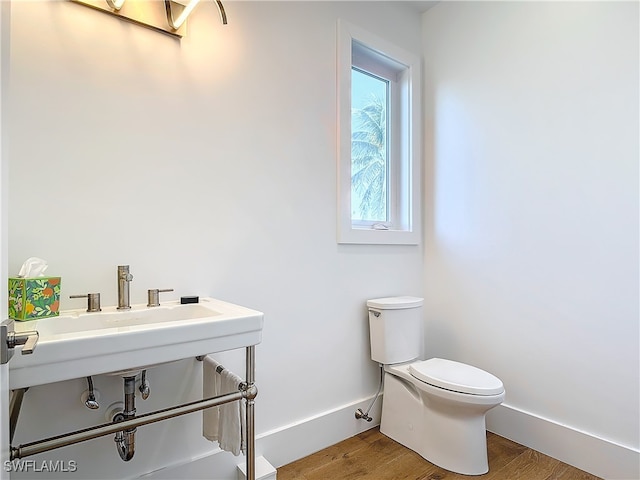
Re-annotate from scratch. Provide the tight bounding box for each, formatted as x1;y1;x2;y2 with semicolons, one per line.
367;297;505;475
381;359;504;475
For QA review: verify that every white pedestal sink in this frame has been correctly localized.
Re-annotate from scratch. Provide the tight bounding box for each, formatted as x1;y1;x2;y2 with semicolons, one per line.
9;297;263;389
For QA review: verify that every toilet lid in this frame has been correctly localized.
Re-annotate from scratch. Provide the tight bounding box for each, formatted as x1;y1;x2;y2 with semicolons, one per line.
409;358;504;396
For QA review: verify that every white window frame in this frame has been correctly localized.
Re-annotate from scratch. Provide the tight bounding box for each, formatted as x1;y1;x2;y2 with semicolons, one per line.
337;19;421;245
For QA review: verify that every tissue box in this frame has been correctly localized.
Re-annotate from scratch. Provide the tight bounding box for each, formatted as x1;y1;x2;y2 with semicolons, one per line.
8;277;61;321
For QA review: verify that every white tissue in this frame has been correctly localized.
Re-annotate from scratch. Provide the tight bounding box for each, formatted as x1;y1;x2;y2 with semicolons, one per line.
17;257;49;278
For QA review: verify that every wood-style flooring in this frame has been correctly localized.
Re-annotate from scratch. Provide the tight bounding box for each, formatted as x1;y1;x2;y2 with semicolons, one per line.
277;427;602;480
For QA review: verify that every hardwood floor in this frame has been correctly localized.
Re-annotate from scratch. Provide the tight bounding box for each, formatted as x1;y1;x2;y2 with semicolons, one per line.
277;427;602;480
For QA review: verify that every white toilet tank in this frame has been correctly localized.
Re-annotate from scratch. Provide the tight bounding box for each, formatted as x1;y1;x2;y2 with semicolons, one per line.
367;296;424;364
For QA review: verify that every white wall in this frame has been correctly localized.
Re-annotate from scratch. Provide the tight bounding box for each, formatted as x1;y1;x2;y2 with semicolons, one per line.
422;2;639;478
1;3;11;480
5;2;423;478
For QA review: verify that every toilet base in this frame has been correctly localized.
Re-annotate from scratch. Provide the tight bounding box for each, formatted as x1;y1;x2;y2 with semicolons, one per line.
381;369;503;475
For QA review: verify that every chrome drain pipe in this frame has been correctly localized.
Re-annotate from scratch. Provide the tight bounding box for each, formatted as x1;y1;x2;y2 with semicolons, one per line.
114;375;137;461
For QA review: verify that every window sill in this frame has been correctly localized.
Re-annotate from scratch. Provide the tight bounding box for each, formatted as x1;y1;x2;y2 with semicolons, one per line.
337;226;420;245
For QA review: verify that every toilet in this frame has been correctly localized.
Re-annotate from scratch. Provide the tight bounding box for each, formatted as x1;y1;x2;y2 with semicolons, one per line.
367;296;505;475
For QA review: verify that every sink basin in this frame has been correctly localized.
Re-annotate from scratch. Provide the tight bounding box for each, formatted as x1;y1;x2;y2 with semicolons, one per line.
34;303;217;336
9;298;263;389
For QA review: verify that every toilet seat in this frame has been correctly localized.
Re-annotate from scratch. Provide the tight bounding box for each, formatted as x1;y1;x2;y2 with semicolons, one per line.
409;358;504;396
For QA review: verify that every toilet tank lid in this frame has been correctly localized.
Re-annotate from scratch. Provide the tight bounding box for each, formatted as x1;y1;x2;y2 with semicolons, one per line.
367;296;424;310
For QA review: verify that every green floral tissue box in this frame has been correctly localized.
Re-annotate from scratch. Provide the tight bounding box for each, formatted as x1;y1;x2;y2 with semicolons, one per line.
8;277;61;321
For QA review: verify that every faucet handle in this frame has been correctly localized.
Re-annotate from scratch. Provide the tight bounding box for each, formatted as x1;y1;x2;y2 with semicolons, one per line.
147;289;174;308
70;293;102;312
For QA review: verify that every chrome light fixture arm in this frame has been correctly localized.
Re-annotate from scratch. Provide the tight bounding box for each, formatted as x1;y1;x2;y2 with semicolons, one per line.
105;0;125;11
164;0;227;31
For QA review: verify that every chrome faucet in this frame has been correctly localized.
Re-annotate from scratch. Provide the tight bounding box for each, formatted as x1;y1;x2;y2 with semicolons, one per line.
117;265;133;310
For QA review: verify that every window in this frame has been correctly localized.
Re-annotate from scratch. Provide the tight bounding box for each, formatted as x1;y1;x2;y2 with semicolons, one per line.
337;20;421;245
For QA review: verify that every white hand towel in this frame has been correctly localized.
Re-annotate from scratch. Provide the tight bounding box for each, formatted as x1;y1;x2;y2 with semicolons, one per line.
203;356;222;442
202;356;246;456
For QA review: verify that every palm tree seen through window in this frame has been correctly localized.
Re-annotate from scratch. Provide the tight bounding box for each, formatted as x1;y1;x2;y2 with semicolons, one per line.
351;67;389;223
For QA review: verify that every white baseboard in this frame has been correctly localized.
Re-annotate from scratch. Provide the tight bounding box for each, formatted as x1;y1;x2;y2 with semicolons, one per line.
141;398;638;480
256;395;382;468
487;403;640;480
138;396;382;480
